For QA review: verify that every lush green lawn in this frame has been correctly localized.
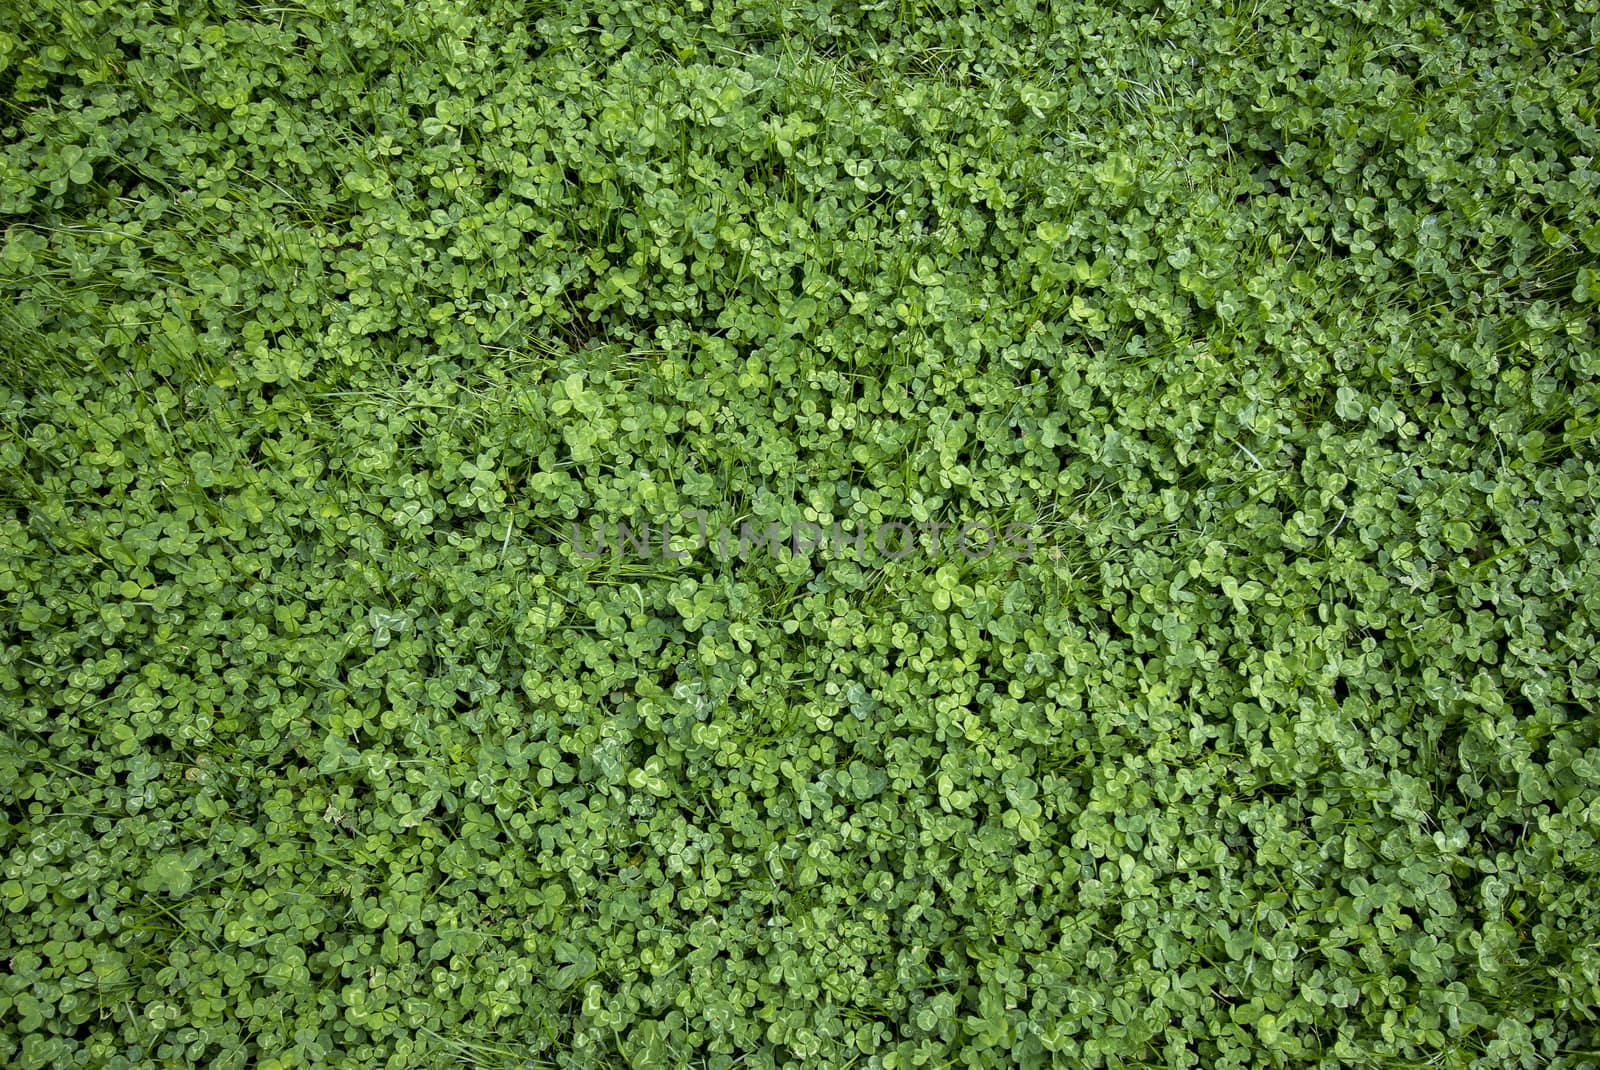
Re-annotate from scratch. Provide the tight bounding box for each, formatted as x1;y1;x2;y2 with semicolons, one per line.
2;0;1598;1067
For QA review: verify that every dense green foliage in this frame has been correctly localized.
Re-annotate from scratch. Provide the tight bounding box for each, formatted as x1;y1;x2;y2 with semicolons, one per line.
3;0;1600;1066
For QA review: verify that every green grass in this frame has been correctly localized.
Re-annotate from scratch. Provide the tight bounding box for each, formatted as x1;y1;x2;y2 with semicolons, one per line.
3;0;1599;1067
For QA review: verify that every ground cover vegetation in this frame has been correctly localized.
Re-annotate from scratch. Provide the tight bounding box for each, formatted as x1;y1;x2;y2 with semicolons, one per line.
2;0;1599;1066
